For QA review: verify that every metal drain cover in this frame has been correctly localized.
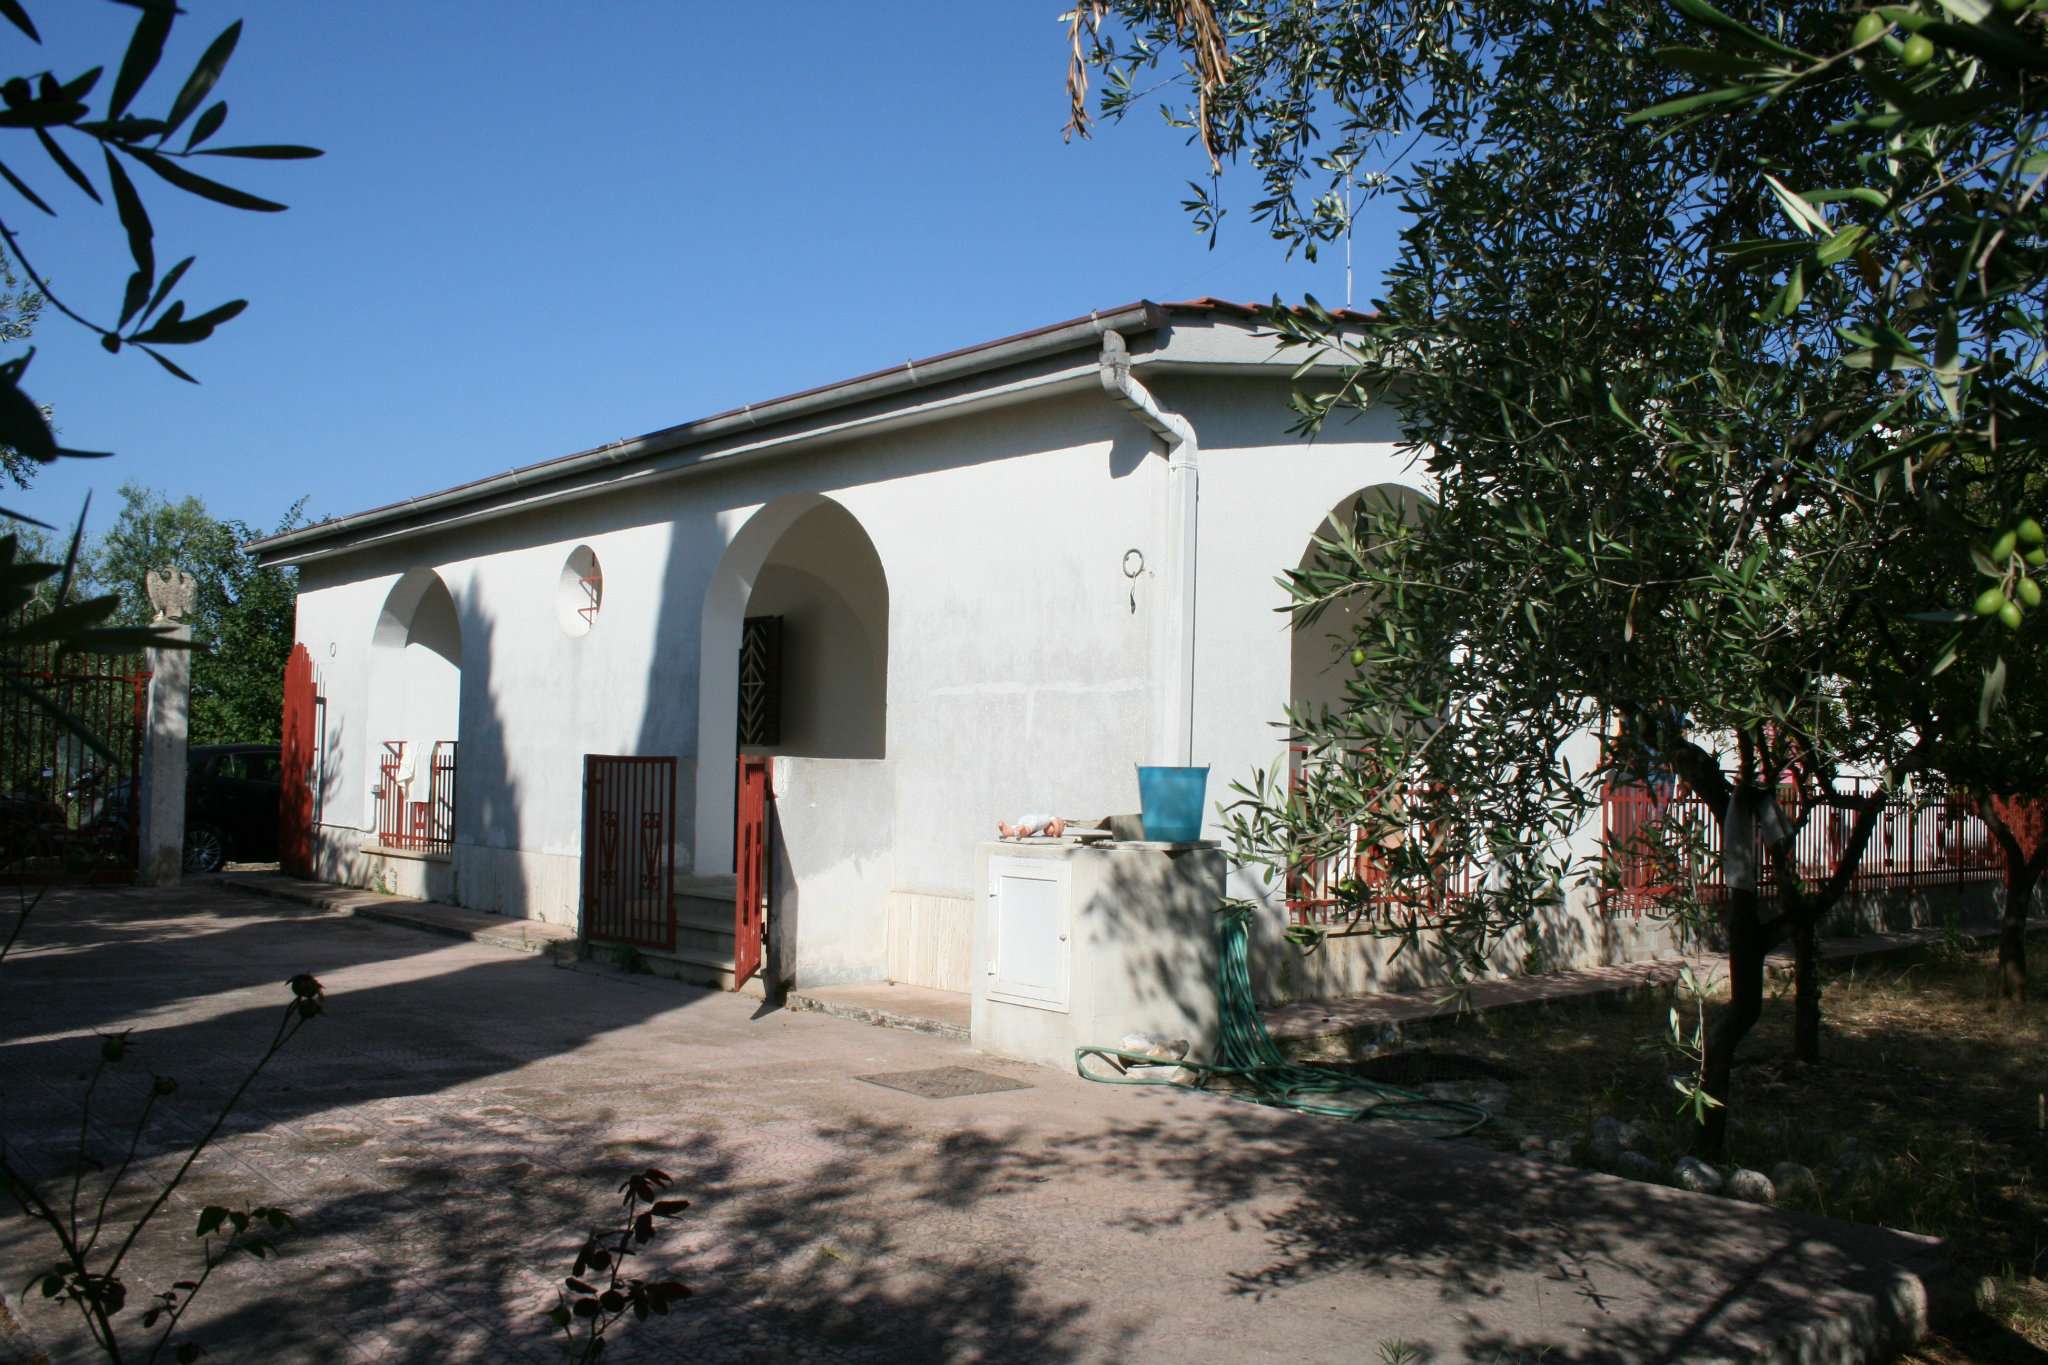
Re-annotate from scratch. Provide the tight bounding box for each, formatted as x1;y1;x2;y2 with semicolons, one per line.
855;1066;1032;1099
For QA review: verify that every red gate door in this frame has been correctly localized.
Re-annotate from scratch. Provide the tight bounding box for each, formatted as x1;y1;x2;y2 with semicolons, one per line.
733;755;771;988
581;755;677;950
278;644;317;878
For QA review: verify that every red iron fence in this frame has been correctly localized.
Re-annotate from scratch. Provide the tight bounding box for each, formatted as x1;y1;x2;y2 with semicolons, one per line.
376;739;457;854
1284;745;1475;926
0;617;149;882
1284;745;2001;925
1602;778;1999;915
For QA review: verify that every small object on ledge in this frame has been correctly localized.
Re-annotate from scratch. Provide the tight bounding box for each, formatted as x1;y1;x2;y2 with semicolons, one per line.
997;813;1066;840
993;816;1118;843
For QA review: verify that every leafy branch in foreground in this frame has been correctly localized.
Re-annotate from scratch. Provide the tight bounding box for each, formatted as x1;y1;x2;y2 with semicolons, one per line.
1;973;325;1363
0;0;320;523
1641;0;2048;1000
546;1168;693;1362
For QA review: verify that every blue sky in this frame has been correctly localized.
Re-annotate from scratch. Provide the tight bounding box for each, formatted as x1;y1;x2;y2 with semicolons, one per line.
8;2;1402;536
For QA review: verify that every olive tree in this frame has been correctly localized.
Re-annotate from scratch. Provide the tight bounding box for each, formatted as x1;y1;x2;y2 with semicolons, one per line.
1635;0;2048;992
1065;0;2027;1155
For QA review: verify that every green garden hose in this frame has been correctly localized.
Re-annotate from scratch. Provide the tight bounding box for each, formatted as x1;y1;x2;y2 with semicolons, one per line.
1075;906;1488;1136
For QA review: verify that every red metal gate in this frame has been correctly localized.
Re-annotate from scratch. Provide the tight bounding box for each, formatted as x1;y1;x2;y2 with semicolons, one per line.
581;755;676;949
0;611;149;883
733;754;770;988
279;643;317;877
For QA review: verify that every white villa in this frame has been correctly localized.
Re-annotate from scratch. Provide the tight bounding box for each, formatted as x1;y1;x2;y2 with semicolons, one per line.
254;298;1648;1011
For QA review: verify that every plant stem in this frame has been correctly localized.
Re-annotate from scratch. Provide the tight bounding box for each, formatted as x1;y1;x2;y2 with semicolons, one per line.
103;1001;306;1283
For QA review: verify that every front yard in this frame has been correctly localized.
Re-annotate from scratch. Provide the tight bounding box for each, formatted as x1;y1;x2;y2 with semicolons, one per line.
1310;929;2048;1361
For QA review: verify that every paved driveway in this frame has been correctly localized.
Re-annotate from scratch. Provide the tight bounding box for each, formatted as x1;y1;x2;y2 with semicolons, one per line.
1;885;1941;1363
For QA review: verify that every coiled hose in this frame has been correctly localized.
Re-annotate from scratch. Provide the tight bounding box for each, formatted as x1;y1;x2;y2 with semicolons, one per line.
1075;906;1487;1135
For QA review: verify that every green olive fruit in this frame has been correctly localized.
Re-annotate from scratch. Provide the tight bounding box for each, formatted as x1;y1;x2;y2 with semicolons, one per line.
1977;586;2009;616
2019;576;2043;608
1901;32;1935;64
1993;529;2019;560
2029;547;2048;567
2001;600;2025;629
2019;517;2045;547
1998;0;2027;14
1350;646;1367;667
1853;11;1886;41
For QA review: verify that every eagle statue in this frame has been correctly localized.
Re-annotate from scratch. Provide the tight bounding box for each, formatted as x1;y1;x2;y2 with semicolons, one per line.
145;565;197;623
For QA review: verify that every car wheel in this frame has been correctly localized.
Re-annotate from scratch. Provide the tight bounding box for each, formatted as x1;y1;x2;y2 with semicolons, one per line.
183;823;227;874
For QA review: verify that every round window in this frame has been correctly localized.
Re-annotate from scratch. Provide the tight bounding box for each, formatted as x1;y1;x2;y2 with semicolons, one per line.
558;545;602;637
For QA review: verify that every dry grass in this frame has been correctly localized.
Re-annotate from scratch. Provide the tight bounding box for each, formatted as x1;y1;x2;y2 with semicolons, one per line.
1327;931;2048;1361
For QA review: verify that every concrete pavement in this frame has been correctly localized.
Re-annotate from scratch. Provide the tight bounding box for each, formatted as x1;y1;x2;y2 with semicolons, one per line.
1;884;1946;1362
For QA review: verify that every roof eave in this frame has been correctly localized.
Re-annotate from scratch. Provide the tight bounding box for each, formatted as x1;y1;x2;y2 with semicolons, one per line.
247;301;1173;562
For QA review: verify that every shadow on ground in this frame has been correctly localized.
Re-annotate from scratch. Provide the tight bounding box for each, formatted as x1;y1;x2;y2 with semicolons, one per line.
1;887;1943;1363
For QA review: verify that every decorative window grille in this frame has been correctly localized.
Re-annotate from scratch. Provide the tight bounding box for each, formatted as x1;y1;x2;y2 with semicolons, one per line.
737;615;782;747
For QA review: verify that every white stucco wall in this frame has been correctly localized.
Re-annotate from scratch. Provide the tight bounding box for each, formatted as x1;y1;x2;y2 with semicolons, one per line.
290;384;1170;975
295;504;713;923
1155;375;1423;894
284;329;1619;998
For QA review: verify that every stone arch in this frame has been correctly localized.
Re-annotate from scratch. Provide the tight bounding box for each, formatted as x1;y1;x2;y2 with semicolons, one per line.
693;495;889;872
1289;484;1428;732
366;569;462;833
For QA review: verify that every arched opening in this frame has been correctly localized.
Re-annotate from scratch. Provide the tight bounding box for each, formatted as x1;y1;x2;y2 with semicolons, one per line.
694;495;889;873
367;569;462;852
1288;484;1428;731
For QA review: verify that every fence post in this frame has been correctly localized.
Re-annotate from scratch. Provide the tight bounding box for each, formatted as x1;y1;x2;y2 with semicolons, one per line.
136;621;191;885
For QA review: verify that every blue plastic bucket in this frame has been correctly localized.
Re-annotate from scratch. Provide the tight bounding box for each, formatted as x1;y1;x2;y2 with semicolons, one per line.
1136;765;1210;843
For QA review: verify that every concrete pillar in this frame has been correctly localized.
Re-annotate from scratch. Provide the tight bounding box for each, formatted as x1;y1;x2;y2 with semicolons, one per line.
137;623;191;885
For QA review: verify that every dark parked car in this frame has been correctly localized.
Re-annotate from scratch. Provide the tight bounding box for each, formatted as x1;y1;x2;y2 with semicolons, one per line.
78;743;282;874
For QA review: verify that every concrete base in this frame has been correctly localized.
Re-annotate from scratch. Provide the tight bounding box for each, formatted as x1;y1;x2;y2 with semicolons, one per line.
786;981;970;1039
312;828;456;903
309;826;594;926
1247;879;2024;1005
972;839;1225;1071
884;888;974;992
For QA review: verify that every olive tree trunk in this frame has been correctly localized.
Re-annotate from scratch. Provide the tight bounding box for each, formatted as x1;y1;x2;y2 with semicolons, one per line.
2000;863;2036;1003
1698;888;1766;1160
1978;795;2044;1004
1790;917;1822;1063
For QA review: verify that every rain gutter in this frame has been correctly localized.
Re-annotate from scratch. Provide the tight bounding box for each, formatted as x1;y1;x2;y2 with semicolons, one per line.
250;301;1170;566
1098;329;1199;768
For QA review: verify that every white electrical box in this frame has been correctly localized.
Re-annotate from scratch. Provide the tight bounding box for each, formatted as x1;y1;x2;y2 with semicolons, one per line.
985;855;1071;1012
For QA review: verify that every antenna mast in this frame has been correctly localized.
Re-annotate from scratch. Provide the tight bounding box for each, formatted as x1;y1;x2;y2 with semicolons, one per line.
1344;167;1354;309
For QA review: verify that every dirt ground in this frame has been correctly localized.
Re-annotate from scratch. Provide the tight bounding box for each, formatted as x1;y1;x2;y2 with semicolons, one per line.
1308;929;2048;1362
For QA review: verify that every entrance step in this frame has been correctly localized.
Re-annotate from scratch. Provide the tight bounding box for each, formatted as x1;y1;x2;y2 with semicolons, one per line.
591;938;763;998
784;982;970;1041
675;919;735;961
218;874;577;957
675;893;733;934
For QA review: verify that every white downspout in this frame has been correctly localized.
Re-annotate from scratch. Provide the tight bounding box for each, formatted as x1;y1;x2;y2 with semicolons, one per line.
1099;330;1198;767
